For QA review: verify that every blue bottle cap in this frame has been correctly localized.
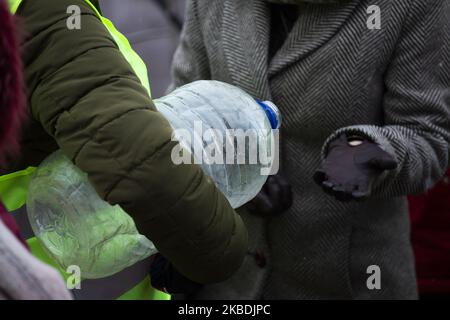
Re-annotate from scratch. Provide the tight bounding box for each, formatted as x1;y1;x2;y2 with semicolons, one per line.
256;100;282;130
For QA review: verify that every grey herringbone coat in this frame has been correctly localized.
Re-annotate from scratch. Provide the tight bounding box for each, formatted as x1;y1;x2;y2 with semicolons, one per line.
170;0;450;299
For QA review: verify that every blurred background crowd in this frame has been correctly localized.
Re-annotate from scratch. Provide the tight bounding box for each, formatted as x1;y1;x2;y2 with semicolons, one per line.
86;0;450;300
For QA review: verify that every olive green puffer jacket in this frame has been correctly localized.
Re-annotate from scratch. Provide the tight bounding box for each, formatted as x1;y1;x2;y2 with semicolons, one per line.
3;0;247;284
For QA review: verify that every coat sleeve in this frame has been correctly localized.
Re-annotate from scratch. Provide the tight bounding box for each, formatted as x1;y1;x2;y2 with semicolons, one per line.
19;0;247;284
169;0;212;91
322;0;450;197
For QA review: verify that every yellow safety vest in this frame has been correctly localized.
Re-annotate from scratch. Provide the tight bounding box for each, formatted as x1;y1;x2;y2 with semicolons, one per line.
3;0;169;300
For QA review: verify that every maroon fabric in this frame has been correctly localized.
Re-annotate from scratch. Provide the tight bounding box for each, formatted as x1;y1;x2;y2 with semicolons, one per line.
0;0;26;163
0;202;28;248
409;169;450;294
0;0;28;249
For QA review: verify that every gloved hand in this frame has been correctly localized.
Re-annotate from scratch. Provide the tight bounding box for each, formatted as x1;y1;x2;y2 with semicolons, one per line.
314;134;397;201
245;174;293;216
150;253;202;295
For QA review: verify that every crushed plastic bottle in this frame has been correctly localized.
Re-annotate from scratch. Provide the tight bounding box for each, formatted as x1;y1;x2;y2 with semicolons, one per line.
26;151;156;279
26;80;281;279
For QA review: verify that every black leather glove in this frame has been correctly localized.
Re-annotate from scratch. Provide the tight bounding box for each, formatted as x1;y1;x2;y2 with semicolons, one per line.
314;134;397;201
150;254;202;295
246;174;293;216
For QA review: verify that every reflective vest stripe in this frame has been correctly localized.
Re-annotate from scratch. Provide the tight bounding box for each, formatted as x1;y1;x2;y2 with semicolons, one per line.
0;167;36;212
7;0;21;13
3;0;169;300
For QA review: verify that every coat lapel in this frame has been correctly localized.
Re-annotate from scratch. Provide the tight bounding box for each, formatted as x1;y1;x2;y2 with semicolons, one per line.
268;0;360;77
221;0;272;99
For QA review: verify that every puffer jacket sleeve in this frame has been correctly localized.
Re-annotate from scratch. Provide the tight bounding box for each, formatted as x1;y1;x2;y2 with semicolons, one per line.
169;0;211;91
323;0;450;196
19;0;247;284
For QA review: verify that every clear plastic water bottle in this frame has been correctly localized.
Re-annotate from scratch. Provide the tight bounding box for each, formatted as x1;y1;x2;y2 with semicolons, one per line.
155;80;281;208
26;80;280;279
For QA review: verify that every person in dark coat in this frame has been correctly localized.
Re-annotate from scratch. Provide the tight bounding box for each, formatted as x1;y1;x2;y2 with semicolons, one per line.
170;0;450;299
